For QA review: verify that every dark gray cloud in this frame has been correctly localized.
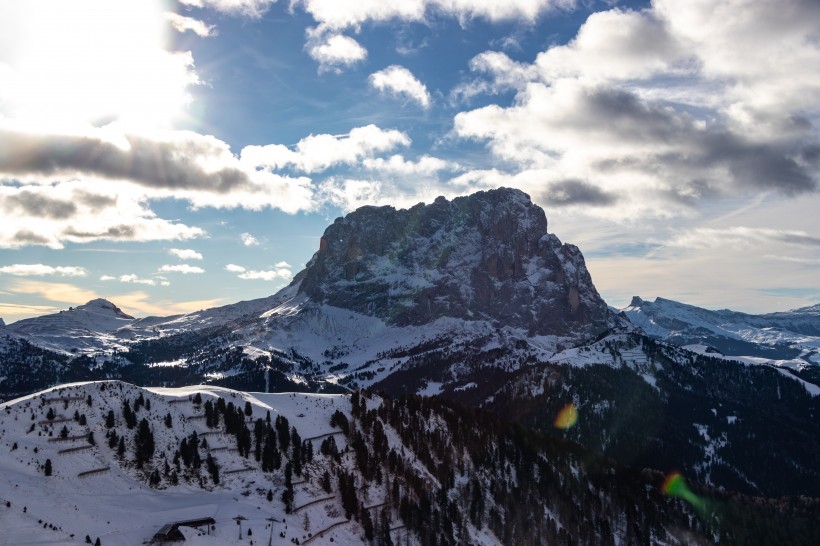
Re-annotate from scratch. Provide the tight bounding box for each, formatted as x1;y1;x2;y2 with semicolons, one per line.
0;129;252;193
3;191;77;219
584;86;818;198
773;231;820;247
75;190;118;210
63;224;136;240
12;230;52;246
542;179;618;206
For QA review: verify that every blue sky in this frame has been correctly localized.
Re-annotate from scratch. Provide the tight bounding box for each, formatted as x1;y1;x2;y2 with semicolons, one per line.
1;0;819;322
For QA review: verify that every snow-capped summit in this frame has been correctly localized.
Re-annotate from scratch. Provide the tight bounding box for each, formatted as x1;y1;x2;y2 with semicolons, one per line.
6;298;136;353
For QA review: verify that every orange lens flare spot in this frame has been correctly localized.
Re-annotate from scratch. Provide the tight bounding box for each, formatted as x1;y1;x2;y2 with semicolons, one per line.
554;403;578;429
662;472;686;497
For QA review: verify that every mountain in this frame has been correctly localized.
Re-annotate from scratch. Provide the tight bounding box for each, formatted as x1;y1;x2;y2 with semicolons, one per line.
622;296;820;371
1;188;819;505
1;381;818;545
6;299;136;353
298;189;612;336
2;188;622;397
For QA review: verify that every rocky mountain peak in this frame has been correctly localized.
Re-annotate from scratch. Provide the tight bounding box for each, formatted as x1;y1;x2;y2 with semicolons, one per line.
298;187;614;336
628;296;645;307
76;298;134;319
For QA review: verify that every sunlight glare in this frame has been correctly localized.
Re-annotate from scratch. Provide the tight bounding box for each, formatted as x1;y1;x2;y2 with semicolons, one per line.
1;0;196;130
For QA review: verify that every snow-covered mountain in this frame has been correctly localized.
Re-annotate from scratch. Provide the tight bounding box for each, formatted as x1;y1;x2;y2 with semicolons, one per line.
2;380;816;546
5;299;136;353
2;189;623;396
2;188;819;509
622;296;820;369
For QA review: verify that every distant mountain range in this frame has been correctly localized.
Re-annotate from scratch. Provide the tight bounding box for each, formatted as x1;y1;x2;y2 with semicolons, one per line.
1;188;818;504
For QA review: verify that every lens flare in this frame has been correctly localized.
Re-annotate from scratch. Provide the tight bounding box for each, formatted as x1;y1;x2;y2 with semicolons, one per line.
662;472;707;514
554;403;578;429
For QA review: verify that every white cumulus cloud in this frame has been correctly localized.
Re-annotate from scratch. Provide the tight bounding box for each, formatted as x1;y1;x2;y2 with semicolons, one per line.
225;263;292;281
159;264;205;274
305;28;368;73
165;13;217;37
369;65;431;108
169;248;204;260
240;233;260;246
241;124;410;174
178;0;277;19
0;264;87;277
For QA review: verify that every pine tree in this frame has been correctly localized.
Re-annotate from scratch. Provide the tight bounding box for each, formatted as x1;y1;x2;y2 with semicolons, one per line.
244;400;253;416
105;410;115;428
206;453;220;485
134;418;155;467
44;459;52;476
122;400;136;429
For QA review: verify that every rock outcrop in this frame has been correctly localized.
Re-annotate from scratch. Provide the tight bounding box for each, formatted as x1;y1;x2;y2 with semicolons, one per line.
298;188;613;336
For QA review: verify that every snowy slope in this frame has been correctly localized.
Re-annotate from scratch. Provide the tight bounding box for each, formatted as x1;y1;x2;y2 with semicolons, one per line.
0;382;352;545
0;381;512;546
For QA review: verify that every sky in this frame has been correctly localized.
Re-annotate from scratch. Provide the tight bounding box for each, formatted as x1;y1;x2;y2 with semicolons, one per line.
0;0;819;323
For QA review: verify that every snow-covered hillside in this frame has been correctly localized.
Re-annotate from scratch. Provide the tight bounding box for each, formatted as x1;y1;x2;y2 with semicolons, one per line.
0;382;363;545
2;380;763;546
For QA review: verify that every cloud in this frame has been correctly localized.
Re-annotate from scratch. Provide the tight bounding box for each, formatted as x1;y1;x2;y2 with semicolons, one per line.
667;227;820;250
169;248;204;260
305;28;367;72
178;0;277;19
240;233;260;246
0;264;87;277
454;79;818;218
362;154;457;175
369;65;431;108
0;124;318;248
121;275;155;286
0;302;59;321
159;264;205;274
225;263;292;281
764;255;820;265
0;127;252;194
6;280;99;305
241;124;410;174
449;0;820;219
292;0;573;30
294;1;574;70
542;180;618;206
0;181;206;249
99;290;226;317
165;13;217;37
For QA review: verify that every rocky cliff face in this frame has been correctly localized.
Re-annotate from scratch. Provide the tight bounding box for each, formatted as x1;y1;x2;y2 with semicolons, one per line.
298;188;613;336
